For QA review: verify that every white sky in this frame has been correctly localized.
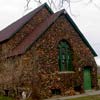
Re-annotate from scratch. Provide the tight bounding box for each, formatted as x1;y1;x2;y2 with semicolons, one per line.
0;0;100;65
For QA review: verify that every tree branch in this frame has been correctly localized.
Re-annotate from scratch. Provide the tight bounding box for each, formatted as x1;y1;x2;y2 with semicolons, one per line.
25;0;31;11
25;0;97;13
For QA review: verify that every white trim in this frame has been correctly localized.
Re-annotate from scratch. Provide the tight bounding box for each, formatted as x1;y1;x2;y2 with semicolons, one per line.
58;71;75;74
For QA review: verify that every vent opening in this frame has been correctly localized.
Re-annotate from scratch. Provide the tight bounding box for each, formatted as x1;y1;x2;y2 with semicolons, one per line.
4;89;9;96
51;89;61;95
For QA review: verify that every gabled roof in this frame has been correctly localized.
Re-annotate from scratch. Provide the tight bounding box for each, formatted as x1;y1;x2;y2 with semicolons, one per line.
7;10;64;57
6;7;97;57
0;3;53;42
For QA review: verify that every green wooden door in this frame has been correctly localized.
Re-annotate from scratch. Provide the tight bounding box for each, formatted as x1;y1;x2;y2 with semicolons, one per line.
83;67;92;90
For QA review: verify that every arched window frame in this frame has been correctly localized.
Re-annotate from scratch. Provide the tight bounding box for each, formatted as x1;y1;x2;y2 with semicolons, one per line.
58;40;73;71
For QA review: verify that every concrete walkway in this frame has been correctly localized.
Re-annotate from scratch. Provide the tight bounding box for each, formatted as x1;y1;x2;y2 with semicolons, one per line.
45;90;100;100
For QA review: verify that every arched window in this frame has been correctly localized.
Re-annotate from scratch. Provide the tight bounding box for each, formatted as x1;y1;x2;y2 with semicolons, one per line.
58;40;73;71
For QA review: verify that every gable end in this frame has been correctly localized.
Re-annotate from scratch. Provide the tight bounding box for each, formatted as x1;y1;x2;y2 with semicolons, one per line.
6;7;97;57
0;3;53;43
64;13;97;56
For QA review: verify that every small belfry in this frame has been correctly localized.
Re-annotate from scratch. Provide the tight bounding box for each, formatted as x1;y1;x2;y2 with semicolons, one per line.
0;3;98;99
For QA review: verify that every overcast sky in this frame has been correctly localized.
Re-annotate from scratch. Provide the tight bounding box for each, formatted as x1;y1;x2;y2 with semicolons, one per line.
0;0;100;65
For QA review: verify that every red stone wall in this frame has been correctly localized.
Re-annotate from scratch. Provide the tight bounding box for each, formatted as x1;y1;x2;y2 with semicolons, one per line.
1;7;51;56
0;6;51;72
29;15;97;98
0;12;97;99
0;7;52;93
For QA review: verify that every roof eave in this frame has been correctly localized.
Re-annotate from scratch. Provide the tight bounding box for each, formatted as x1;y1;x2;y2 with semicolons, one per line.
44;3;54;14
6;8;97;57
64;13;97;57
0;3;54;43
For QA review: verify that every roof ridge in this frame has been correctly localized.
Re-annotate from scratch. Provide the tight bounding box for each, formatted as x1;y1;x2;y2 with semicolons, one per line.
0;3;53;42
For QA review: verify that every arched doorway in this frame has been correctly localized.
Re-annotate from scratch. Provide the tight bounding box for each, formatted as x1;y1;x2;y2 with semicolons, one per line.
83;67;92;90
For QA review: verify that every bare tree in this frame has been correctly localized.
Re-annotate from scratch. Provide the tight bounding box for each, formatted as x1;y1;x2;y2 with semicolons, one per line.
25;0;100;12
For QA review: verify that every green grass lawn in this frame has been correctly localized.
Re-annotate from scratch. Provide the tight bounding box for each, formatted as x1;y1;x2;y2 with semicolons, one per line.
98;75;100;86
0;75;100;100
0;96;14;100
67;95;100;100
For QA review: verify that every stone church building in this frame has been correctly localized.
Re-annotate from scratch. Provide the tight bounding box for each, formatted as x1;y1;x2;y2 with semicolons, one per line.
0;3;98;99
